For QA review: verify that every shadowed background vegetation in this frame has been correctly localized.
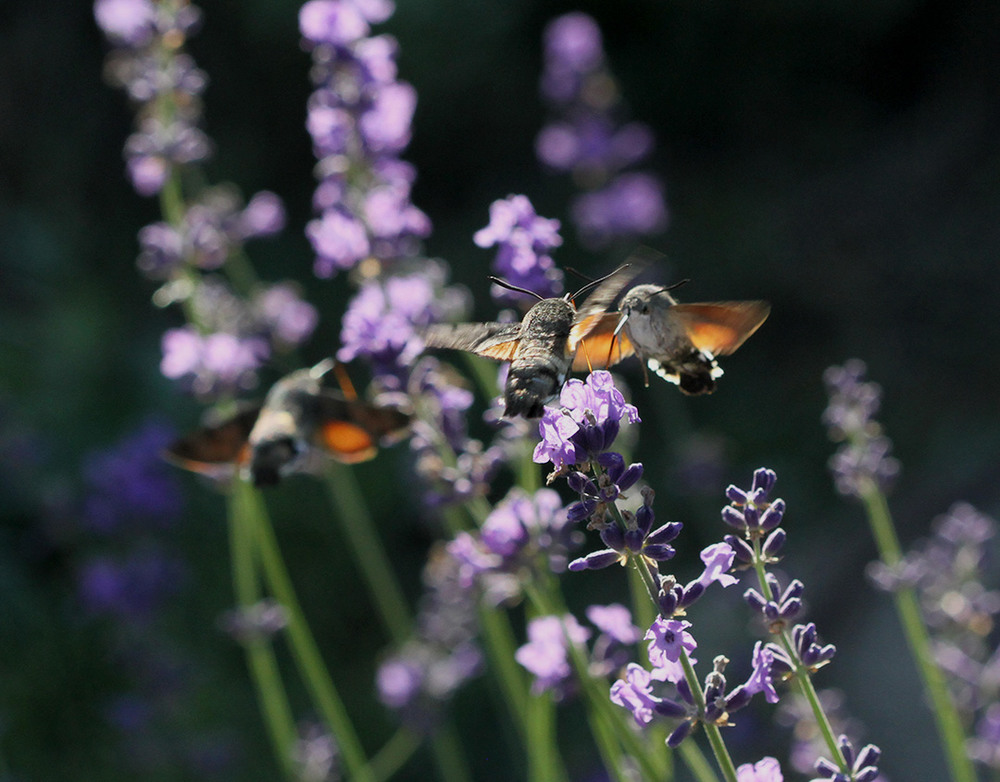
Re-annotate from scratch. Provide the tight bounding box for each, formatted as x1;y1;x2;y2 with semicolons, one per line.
2;0;998;779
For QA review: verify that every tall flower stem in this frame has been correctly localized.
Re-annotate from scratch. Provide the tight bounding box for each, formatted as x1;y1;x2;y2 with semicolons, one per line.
858;478;975;782
228;480;298;780
323;463;472;782
323;462;412;643
242;481;375;782
749;553;847;774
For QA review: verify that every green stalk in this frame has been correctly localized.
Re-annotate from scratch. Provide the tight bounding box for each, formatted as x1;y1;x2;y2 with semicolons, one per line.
228;481;298;780
242;483;375;782
323;463;412;643
323;464;472;782
859;480;976;782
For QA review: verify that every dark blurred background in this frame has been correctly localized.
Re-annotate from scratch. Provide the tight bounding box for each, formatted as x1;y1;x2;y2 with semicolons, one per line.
2;0;999;779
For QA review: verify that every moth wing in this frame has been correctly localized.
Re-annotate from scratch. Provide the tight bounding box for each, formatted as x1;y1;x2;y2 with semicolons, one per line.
163;405;260;475
421;322;522;362
568;262;646;350
313;392;411;464
671;301;770;356
571;313;638;370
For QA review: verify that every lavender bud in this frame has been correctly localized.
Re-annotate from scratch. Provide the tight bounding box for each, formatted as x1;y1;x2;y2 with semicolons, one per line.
762;528;786;558
666;720;692;747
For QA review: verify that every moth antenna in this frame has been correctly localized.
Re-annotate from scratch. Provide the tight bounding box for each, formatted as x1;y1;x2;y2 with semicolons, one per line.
569;263;630;302
563;266;593;284
661;278;691;293
488;276;546;301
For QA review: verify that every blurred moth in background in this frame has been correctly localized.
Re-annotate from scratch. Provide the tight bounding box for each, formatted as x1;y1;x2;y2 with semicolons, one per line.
165;359;411;486
421;264;641;418
575;281;770;394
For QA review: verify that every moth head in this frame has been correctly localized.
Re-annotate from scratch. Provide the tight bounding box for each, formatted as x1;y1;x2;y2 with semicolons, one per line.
249;436;304;487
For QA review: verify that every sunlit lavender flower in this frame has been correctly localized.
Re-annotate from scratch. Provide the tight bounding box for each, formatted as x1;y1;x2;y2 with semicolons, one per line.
536;12;668;248
569;486;681;572
515;614;590;696
533;371;639;470
767;623;836;677
645;617;697;683
160;325;269;396
812;736;881;782
736;756;784;782
96;0;209;196
744;573;805;630
449;488;583;603
609;663;666;726
473;194;564;301
337;272;439;385
823;360;900;497
868;502;1000;722
301;0;430;275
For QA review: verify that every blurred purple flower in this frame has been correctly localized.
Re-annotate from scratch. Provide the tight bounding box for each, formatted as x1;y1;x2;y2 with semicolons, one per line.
82;420;183;534
474;194;563;301
586;603;641;645
515;614;590;695
94;0;157;47
537;12;668;248
253;284;318;347
160;326;269;396
78;548;186;621
736;757;784;782
823;360;901;497
571;173;668;247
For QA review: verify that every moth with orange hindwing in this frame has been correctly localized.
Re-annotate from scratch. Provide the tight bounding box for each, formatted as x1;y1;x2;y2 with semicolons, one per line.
420;263;642;418
572;279;770;394
164;359;411;486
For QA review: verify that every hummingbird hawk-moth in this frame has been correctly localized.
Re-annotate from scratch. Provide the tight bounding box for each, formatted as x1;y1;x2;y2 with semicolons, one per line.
164;359;411;486
572;282;770;394
420;264;640;418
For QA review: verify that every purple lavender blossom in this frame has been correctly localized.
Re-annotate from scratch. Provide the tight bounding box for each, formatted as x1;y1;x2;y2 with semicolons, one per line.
252;284;318;347
741;641;780;704
823;360;901;497
160;326;269;396
515;614;590;695
696;542;739;589
473;195;564;301
448;488;582;602
586;603;641;645
292;724;339;782
537;12;668;248
337;272;437;384
609;663;665;726
645;617;697;683
569;486;681;572
812;736;881;782
532;371;639;469
736;757;784;782
301;0;430;275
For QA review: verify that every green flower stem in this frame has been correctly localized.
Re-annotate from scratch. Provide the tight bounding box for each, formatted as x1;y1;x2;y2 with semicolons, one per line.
322;464;472;782
678;740;721;782
241;482;375;782
365;728;422;781
678;650;738;782
525;690;567;782
748;550;847;774
323;462;412;644
859;480;976;782
228;481;299;780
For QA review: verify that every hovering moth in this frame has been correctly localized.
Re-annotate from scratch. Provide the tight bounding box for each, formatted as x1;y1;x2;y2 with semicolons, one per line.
164;359;411;486
421;264;640;418
573;282;770;394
